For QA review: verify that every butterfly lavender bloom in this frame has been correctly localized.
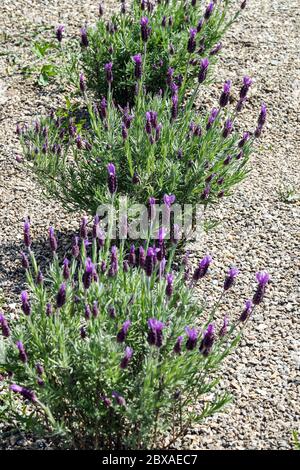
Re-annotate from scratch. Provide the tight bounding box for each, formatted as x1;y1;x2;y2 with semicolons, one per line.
80;216;88;239
48;227;58;252
253;271;270;305
240;76;253;100
79;73;86;93
82;258;95;290
185;327;198;350
171;93;178;120
120;347;133;369
107;163;117;194
139;246;146;268
36;363;44;376
224;267;239;291
204;2;214;20
174;336;183;354
163;194;176;207
145;247;155;277
201;185;210;200
206;107;219;130
80;326;87;339
187;28;197;54
10;384;37;403
56;283;67;308
199;324;215;356
147;318;165;347
140;17;151;42
198;58;209;83
222;118;233;138
166;273;174;298
23;220;31;248
21;291;31;316
46;303;52;317
21;252;29;270
166;67;174;87
132;54;143;80
55;25;65;43
219;80;231;108
112;391;126;406
210;42;222;56
240;299;253;322
104;62;113;83
72;236;80;258
117;320;131;343
193;255;212;281
219;316;229;337
0;313;10;338
238;131;250;148
129;245;136;267
16;341;28;363
258;103;267;127
80;27;89;47
100;97;107;120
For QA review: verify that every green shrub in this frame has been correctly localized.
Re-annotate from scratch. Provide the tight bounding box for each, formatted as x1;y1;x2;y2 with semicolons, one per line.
0;220;269;449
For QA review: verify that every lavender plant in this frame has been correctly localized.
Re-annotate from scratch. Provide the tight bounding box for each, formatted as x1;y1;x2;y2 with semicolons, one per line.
17;69;266;215
0;220;270;449
32;0;247;104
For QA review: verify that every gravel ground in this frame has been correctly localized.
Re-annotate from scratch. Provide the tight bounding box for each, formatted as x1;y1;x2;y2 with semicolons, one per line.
0;0;299;450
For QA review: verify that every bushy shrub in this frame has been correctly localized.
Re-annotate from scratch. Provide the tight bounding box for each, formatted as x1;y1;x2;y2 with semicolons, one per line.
0;220;270;449
17;68;266;215
33;0;246;104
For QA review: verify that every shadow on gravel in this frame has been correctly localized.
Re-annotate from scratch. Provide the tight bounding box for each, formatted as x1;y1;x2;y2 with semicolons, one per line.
0;228;79;299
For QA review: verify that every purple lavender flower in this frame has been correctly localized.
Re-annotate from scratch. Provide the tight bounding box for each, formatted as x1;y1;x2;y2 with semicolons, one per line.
139;246;146;268
168;16;173;27
16;341;28;363
201;185;210;200
72;236;80;258
198;58;209;83
238;131;250;148
108;245;118;277
55;25;65;43
0;313;10;338
82;258;95;290
133;54;143;80
193;255;212;281
120;346;133;369
48;227;58;252
36;270;43;285
36;363;44;376
185;327;198;350
240;299;253;322
145;247;155;277
204;2;214;20
236;97;247;112
206;107;219;130
79;73;86;93
112;391;126;406
222;119;233;138
56;283;67;308
23;220;31;248
197;18;204;33
240;76;252;100
210;42;222;56
161;15;167;27
21;252;29;270
253;271;270;305
10;384;37;403
121;122;128;140
92;301;99;318
199;324;215;356
107;163;117;194
219;316;229;337
99;3;104;16
117;319;131;343
100;395;111;408
166;67;174;87
46;303;52;317
219;80;231;108
84;304;91;320
224;267;239;291
80;27;89;47
171;92;178;120
258;103;267;127
174;335;183;354
163;194;176;207
21;291;31;316
166;273;174;298
147;318;165;347
128;245;136;267
140;17;151;42
80;326;87;339
187;28;197;54
104;62;113;83
100;97;107;120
